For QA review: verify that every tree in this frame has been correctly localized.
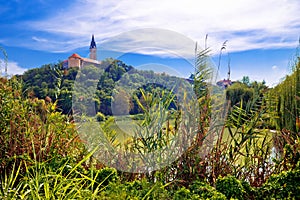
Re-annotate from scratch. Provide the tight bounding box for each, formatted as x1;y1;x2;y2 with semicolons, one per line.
241;76;250;86
226;82;254;107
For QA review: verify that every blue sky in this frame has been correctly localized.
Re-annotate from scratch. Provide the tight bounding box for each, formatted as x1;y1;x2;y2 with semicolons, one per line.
0;0;300;86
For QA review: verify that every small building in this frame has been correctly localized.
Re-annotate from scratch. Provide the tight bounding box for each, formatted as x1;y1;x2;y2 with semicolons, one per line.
68;53;82;68
217;79;232;89
64;35;101;69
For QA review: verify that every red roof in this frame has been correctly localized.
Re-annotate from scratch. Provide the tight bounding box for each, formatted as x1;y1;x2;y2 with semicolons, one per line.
69;53;81;59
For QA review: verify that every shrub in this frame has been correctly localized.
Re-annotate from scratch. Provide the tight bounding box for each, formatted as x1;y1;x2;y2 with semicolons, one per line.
258;169;300;199
173;187;202;200
216;175;245;200
241;180;257;199
190;181;226;200
101;179;170;199
173;187;192;200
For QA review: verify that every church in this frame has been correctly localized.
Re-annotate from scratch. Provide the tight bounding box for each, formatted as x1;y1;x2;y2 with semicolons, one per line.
63;35;101;69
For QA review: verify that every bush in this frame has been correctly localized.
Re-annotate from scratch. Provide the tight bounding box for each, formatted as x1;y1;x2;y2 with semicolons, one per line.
216;175;245;200
258;169;300;199
101;179;170;199
190;181;226;200
241;180;257;199
173;187;192;200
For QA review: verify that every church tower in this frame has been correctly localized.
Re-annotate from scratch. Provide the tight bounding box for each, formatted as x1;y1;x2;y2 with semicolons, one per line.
89;34;97;60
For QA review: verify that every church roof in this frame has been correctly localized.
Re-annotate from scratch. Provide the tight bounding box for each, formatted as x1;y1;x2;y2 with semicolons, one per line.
69;53;82;59
90;34;96;49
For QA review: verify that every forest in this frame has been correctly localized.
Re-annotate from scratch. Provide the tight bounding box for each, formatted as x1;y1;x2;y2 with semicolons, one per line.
1;46;300;199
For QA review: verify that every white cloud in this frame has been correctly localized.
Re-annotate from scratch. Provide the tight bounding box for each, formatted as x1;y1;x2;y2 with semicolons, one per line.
32;36;49;43
24;0;300;56
272;65;278;70
0;59;27;75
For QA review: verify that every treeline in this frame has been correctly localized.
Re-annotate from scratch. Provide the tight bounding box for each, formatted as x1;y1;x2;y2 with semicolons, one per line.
226;78;267;108
18;58;185;116
18;57;270;118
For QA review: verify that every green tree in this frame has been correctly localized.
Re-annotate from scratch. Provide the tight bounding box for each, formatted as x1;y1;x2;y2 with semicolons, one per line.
241;76;250;86
226;82;254;107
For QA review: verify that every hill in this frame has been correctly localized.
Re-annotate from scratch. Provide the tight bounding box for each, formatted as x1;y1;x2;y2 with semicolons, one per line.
19;58;191;116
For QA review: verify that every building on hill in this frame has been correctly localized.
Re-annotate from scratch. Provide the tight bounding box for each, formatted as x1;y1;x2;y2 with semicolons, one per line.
216;78;232;89
63;35;101;69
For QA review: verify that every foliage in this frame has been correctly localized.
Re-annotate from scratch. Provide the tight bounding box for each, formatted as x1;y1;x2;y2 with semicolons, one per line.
0;148;105;199
265;49;300;171
216;95;274;186
241;76;250;86
0;76;84;177
258;168;300;199
100;179;170;199
164;48;213;186
267;52;300;132
226;82;254;107
216;175;245;200
190;181;226;200
0;160;23;199
87;167;119;189
173;187;193;200
21;59;185;117
272;129;300;172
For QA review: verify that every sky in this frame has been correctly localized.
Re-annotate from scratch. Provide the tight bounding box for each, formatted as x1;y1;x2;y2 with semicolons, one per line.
0;0;300;87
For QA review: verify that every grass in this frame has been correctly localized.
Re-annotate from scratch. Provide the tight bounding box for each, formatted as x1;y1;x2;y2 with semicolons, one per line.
222;127;274;159
78;114;274;158
110;116;142;141
0;147;107;199
78;114;176;142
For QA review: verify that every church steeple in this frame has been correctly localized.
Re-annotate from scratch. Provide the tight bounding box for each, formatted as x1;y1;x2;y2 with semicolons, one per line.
90;34;96;49
89;34;97;60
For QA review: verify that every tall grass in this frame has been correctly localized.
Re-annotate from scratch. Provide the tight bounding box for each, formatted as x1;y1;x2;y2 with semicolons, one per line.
0;147;116;199
0;77;85;176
